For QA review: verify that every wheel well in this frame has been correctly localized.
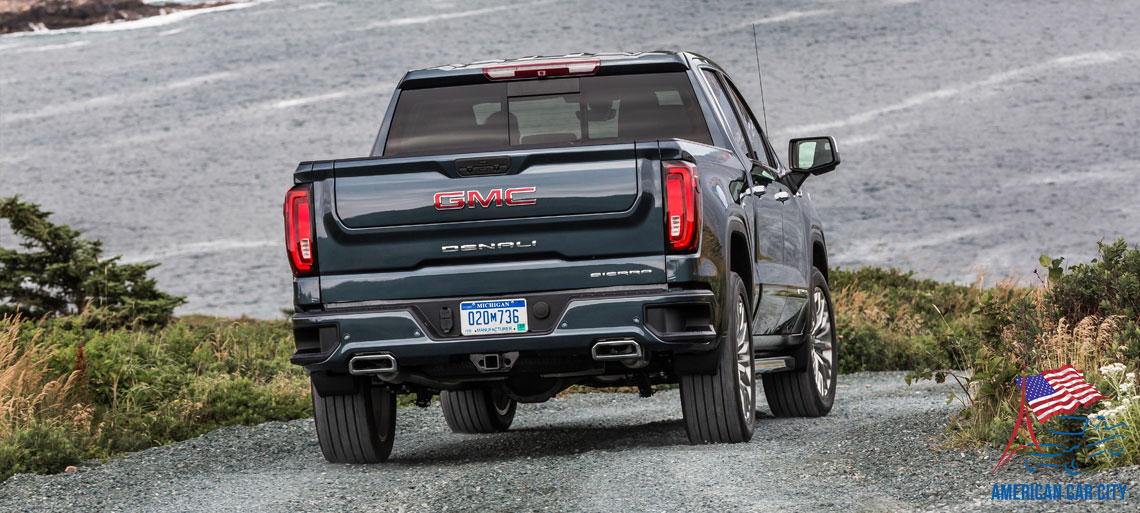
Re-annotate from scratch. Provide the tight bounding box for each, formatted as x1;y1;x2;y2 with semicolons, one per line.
812;239;829;283
729;230;752;303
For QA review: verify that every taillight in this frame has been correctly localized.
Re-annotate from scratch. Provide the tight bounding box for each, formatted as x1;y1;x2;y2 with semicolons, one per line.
664;161;700;252
483;59;600;80
284;184;315;275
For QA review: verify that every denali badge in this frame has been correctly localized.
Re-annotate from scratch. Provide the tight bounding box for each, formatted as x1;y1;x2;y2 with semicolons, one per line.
590;269;654;278
442;240;537;253
434;187;537;210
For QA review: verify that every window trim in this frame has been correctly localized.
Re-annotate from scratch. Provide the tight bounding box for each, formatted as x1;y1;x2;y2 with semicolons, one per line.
721;75;781;172
697;67;753;166
714;73;762;163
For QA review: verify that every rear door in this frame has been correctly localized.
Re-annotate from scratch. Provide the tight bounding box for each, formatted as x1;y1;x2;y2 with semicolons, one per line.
708;70;810;334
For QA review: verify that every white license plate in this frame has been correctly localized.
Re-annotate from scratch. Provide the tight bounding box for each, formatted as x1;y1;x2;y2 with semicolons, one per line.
459;298;528;336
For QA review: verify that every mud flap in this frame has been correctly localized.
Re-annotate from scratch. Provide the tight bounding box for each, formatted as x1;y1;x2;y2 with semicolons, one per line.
310;371;359;396
672;336;723;375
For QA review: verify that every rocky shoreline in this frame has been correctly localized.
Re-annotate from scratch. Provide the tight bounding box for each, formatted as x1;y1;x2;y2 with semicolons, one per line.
0;0;231;34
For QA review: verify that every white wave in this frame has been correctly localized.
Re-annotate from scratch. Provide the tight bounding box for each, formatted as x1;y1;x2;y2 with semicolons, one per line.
1051;51;1125;67
1019;164;1134;187
1;71;242;124
365;0;552;29
120;239;278;264
270;90;352;109
265;82;394;109
743;9;832;27
838;226;995;266
164;71;238;90
157;27;188;36
1;93;120;124
0;0;272;37
785;49;1138;134
0;40;89;55
840;133;884;147
0;153;29;166
296;2;337;10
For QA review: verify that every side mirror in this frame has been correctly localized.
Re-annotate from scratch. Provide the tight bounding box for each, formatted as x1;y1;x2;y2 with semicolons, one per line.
788;136;840;175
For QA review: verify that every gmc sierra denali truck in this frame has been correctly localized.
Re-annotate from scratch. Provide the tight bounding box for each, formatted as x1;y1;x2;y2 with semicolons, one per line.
284;52;842;463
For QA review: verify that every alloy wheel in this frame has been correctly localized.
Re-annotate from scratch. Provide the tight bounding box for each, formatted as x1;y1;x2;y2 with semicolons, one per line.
734;296;754;421
810;287;834;398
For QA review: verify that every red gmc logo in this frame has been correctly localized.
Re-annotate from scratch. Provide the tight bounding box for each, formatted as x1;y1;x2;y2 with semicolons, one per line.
434;187;537;210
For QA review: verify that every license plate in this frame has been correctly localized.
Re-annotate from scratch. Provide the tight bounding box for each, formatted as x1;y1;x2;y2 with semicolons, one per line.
459;299;528;336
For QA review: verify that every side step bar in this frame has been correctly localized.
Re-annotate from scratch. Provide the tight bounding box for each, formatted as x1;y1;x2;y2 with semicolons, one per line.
348;354;399;376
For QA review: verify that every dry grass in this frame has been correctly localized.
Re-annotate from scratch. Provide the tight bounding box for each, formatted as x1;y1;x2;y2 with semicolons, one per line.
827;266;1016;374
0;315;93;440
0;314;309;480
834;284;922;337
1034;315;1126;376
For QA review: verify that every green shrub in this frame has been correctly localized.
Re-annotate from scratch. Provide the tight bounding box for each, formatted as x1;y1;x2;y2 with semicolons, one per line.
830;267;1004;374
0;196;183;328
930;239;1140;470
1047;239;1140;362
0;315;309;481
0;421;90;478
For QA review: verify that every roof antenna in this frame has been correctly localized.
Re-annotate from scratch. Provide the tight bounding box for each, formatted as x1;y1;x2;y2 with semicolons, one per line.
751;23;769;134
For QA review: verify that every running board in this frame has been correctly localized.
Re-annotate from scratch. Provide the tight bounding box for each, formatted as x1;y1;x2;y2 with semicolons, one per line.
753;356;795;375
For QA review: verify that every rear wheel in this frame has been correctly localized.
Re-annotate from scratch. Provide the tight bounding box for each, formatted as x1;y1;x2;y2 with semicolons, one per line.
680;272;756;444
762;267;837;417
311;378;397;463
440;386;517;434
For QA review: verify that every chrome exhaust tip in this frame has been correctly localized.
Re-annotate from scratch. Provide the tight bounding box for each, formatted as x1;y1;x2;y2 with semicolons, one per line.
348;354;398;376
591;339;644;361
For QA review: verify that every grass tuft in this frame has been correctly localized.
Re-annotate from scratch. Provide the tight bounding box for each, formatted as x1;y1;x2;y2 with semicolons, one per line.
0;315;309;481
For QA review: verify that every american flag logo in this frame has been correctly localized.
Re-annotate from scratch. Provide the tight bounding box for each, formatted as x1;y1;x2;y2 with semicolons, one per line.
993;365;1110;473
1016;365;1109;423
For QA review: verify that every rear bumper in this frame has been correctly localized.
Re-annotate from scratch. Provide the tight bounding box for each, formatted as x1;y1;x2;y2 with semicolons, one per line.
290;286;718;374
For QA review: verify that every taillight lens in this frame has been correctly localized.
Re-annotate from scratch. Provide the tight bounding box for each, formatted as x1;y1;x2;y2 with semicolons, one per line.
664;161;700;252
284;184;315;274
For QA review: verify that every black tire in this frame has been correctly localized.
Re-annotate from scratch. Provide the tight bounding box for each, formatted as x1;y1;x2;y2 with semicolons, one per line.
680;272;756;444
311;379;396;463
440;386;517;434
762;267;838;417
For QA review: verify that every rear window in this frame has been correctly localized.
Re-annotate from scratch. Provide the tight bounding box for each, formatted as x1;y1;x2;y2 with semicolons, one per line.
383;72;712;157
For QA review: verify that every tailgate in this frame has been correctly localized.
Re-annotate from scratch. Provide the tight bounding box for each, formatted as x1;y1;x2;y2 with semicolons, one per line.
315;143;666;304
336;146;637;228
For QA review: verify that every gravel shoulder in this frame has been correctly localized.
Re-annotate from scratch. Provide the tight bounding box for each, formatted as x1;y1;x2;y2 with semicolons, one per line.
2;372;1137;512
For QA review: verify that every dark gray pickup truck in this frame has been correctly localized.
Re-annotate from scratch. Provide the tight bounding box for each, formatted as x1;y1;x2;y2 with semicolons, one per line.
284;52;841;463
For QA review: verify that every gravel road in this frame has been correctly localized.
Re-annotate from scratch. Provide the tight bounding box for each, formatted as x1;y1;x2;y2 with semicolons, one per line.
2;372;1136;512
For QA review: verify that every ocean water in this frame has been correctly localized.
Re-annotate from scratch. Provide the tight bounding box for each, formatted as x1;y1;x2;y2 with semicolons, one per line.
2;0;1139;318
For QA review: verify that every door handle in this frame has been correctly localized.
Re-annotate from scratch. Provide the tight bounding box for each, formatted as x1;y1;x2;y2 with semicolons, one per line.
774;191;791;203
